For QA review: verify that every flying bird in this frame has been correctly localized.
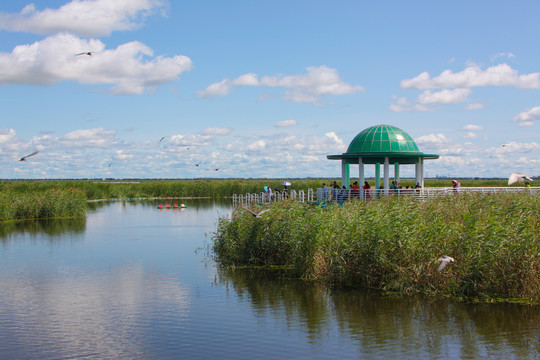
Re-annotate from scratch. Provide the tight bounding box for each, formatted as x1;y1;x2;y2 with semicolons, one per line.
160;137;165;143
437;255;455;272
195;162;201;167
243;206;271;218
76;52;93;56
508;173;533;185
19;151;39;161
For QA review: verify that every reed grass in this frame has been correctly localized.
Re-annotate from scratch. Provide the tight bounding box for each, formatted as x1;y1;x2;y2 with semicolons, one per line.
213;192;540;303
0;188;87;222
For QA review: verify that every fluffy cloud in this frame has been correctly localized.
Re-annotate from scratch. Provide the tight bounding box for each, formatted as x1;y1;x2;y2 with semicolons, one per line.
462;132;477;139
418;88;471;104
401;63;540;90
201;127;232;136
513;106;540;126
0;0;166;37
0;33;192;94
465;102;484;110
276;119;297;127
462;124;483;131
389;96;431;112
59;127;118;147
415;133;452;147
196;66;364;104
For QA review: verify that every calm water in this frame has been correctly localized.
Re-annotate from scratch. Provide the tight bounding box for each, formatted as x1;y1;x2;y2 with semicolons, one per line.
0;200;538;360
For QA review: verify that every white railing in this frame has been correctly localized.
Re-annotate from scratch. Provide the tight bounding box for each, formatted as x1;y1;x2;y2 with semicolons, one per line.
232;187;537;207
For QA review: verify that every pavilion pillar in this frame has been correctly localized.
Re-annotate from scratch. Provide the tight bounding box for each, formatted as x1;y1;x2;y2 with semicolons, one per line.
359;157;364;198
375;163;381;193
341;160;350;188
383;157;390;195
419;157;424;187
394;162;400;183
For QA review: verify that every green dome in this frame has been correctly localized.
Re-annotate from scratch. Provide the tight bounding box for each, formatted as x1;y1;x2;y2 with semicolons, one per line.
346;124;419;154
327;124;439;164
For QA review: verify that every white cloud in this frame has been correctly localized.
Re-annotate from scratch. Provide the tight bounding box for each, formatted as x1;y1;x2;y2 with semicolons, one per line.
465;102;484;110
401;63;540;90
415;133;452;147
0;128;17;144
490;52;516;61
0;0;166;37
389;96;431;112
201;127;232;136
276;119;297;127
418;88;471;104
60;127;117;147
197;65;364;104
0;33;192;94
462;132;477;139
462;124;483;131
514;106;540;125
168;134;212;147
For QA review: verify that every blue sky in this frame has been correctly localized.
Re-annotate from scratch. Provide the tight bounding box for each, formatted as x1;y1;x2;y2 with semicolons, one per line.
0;0;539;180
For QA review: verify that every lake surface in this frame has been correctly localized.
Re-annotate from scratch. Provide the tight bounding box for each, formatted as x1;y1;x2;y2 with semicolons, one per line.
0;200;538;360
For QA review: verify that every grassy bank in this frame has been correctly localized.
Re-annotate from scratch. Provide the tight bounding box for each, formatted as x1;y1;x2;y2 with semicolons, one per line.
0;188;87;222
213;192;540;303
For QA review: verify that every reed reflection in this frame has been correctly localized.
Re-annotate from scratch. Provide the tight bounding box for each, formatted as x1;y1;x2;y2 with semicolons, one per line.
0;217;86;243
217;267;540;358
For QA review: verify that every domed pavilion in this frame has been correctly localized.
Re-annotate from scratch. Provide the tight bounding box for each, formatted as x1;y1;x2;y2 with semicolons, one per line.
327;124;439;193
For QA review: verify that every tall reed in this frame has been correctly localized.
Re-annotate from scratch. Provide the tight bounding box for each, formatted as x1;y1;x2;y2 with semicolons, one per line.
213;192;540;303
0;188;86;222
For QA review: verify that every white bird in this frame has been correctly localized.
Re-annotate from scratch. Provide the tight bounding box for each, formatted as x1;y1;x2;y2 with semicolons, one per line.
437;256;455;272
243;206;271;218
508;173;533;185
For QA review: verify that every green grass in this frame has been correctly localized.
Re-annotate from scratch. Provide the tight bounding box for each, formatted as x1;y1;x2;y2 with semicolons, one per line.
213;192;540;303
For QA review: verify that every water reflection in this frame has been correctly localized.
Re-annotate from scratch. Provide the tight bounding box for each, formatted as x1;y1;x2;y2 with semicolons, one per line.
0;264;190;359
0;200;537;360
0;217;86;243
217;267;540;359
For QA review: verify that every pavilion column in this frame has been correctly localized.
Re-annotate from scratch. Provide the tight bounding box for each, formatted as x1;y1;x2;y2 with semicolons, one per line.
394;162;400;183
358;158;364;185
419;157;424;187
375;163;381;193
341;160;350;188
383;157;390;195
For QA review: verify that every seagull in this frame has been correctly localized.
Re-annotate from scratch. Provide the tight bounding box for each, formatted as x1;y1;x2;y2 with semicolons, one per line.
76;52;93;56
160;137;165;143
19;151;39;161
243;206;271;218
437;255;455;272
508;173;533;185
195;162;201;167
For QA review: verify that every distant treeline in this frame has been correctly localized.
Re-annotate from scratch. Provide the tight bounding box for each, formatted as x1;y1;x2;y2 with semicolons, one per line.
213;192;540;304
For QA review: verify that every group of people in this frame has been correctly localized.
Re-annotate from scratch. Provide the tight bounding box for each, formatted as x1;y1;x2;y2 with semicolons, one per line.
320;180;424;201
265;186;288;200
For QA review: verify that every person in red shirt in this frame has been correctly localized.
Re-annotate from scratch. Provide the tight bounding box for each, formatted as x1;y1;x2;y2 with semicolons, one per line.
362;181;371;200
351;181;360;199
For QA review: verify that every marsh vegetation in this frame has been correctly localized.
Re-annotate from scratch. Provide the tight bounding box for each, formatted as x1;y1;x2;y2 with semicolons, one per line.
213;192;539;303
